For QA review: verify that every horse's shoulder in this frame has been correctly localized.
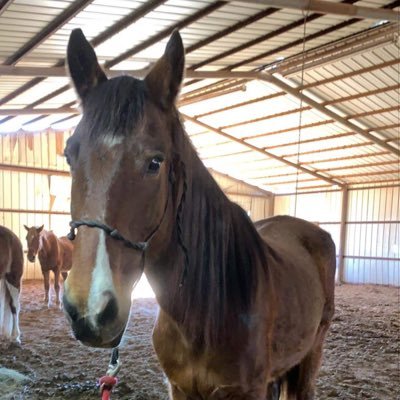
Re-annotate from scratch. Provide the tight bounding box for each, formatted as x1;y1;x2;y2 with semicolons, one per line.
58;236;73;250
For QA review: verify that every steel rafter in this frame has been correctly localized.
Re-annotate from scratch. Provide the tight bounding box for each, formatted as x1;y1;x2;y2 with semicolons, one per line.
182;113;344;187
231;0;400;21
4;0;94;66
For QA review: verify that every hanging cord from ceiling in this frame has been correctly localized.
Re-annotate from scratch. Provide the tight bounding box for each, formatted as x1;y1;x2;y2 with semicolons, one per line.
294;4;310;217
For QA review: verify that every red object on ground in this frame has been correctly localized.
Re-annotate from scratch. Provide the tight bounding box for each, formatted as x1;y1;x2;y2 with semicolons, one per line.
99;375;118;400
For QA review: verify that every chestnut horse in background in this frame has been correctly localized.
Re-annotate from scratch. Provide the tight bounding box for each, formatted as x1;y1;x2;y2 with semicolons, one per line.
63;29;336;400
24;225;73;308
0;225;23;343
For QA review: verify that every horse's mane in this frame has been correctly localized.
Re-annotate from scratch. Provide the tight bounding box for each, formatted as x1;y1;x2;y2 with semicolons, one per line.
167;117;269;349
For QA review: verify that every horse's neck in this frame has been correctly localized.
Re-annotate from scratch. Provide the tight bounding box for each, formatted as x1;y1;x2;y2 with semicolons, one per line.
150;149;267;348
39;231;55;256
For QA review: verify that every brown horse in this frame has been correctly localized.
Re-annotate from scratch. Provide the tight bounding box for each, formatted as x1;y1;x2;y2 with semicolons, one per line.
24;225;73;308
0;225;24;343
63;29;336;400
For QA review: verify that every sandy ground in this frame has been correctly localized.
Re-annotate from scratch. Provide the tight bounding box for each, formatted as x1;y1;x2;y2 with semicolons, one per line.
0;281;399;400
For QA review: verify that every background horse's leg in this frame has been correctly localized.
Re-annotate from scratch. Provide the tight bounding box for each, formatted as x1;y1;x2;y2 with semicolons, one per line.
266;379;281;400
42;270;50;306
4;279;20;343
54;269;61;308
169;383;190;400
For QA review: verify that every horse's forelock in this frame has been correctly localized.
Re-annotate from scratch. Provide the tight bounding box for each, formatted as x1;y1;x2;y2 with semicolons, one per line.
82;76;146;141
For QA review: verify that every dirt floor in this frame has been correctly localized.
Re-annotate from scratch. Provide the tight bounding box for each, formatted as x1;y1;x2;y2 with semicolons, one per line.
0;281;399;400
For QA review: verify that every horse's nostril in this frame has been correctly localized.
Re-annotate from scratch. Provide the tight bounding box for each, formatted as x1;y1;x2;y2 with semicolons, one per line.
97;293;118;326
63;295;79;322
72;317;98;343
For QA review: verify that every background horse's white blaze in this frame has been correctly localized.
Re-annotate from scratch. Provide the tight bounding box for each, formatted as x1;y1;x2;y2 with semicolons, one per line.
87;230;115;325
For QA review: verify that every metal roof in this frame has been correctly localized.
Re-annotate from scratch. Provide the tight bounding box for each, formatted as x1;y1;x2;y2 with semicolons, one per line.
0;0;399;193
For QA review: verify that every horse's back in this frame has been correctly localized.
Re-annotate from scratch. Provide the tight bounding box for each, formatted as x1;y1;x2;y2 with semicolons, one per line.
255;215;336;376
58;236;73;271
256;215;336;282
0;226;24;285
256;215;336;306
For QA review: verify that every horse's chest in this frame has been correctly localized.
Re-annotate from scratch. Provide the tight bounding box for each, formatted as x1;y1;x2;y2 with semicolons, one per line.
39;248;58;268
153;310;261;398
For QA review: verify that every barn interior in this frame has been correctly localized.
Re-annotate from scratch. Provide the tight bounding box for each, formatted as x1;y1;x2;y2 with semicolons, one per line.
0;1;399;399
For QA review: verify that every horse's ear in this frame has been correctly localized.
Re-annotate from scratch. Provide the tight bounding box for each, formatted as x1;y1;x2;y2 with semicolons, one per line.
37;225;44;233
67;28;107;103
24;225;29;231
145;30;185;109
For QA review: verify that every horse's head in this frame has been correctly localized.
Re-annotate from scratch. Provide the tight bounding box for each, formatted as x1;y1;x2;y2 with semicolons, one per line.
62;29;185;347
24;225;44;262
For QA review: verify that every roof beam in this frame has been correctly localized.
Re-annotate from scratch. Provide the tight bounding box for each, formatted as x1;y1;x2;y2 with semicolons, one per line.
0;0;12;17
0;0;166;108
275;22;399;76
231;0;400;21
1;1;226;127
0;108;78;116
182;113;344;187
282;138;398;158
262;74;400;157
185;7;279;53
185;1;397;84
4;0;93;66
194;83;400;119
5;58;397;82
189;0;361;73
249;160;400;179
0;66;261;79
104;1;226;69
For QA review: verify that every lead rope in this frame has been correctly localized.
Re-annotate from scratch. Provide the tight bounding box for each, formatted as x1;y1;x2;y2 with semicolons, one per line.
99;348;120;400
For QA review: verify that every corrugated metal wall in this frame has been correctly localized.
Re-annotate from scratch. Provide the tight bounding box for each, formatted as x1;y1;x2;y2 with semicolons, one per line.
1;130;273;280
345;187;399;286
211;171;273;222
274;187;400;286
4;130;396;286
0;129;71;279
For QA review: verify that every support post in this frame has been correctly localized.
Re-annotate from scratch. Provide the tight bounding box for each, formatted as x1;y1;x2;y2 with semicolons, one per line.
338;185;349;284
268;194;275;217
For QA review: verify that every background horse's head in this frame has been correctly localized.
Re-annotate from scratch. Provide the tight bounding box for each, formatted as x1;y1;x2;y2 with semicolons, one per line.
24;225;44;262
63;29;185;348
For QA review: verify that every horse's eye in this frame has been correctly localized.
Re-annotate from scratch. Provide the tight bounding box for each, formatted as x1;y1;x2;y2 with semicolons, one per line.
147;156;163;175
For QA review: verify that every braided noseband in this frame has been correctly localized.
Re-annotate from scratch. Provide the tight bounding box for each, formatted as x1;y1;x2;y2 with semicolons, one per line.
66;163;189;286
67;169;172;253
67;220;148;251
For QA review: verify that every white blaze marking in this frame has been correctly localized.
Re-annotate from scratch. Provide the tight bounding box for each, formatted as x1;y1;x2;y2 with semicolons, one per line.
88;230;115;327
101;135;123;148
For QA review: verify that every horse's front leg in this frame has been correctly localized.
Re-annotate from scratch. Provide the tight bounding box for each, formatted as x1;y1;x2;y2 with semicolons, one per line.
4;279;21;344
54;269;62;309
42;270;50;306
169;383;189;400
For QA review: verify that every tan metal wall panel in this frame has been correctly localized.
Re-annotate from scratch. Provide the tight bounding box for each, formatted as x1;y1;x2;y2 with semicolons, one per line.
274;187;399;286
0;130;71;280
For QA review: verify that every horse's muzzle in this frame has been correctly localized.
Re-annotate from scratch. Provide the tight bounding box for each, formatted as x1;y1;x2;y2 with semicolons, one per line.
69;316;123;348
63;292;123;348
27;254;35;262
